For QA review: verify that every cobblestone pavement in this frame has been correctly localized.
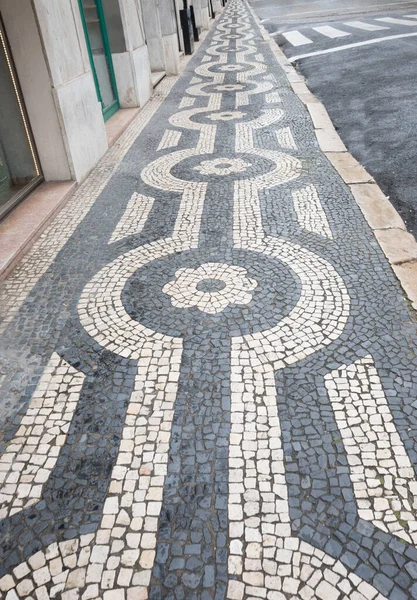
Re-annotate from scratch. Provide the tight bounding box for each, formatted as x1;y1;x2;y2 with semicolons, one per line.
2;1;417;599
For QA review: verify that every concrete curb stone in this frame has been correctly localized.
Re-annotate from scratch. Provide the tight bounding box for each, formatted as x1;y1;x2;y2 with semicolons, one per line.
349;183;406;230
375;229;417;265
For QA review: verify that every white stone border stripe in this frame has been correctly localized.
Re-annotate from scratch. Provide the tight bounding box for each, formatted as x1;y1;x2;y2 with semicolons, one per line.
235;108;284;152
173;183;208;246
93;345;181;596
233;236;350;370
236;80;274;108
0;353;85;519
265;91;281;104
233;181;263;246
78;240;185;358
325;355;417;545
179;96;195;109
157;130;182;151
275;127;297;150
109;194;154;244
292;184;333;239
227;360;385;600
0;345;182;599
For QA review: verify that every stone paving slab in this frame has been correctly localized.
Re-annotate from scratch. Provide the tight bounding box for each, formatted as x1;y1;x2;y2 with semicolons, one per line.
349;183;406;232
1;1;417;599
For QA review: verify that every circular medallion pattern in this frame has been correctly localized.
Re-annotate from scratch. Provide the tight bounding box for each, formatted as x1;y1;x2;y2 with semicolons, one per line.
121;247;301;338
193;157;252;176
207;111;246;121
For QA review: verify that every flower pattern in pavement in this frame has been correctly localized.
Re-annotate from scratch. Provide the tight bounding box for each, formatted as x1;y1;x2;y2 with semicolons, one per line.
219;64;245;72
215;84;244;91
162;263;258;314
193;157;252;176
208;111;246;121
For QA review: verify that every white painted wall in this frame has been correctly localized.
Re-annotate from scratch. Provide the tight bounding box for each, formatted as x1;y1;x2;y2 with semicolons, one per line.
140;0;181;75
159;0;181;74
141;0;166;72
119;0;146;49
200;0;211;29
213;0;222;14
192;0;204;31
112;45;152;108
111;0;153;108
53;72;108;182
163;32;181;75
31;0;108;182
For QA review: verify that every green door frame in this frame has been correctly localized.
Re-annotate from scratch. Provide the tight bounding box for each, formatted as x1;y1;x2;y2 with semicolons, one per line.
78;0;119;121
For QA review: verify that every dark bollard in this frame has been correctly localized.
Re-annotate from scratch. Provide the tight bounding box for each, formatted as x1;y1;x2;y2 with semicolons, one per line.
190;5;199;42
180;1;195;55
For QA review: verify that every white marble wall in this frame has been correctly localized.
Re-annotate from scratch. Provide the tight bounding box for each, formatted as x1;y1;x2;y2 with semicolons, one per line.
111;0;153;108
159;0;181;75
31;0;108;182
203;0;212;29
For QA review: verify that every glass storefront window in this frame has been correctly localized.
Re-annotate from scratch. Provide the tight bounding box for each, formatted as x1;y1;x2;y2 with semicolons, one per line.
0;16;42;219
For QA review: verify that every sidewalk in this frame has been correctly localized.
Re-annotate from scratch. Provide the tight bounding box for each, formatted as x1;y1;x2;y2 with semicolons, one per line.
1;0;417;598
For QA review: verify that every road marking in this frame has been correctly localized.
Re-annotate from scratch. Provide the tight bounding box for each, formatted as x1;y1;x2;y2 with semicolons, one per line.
344;20;390;31
279;2;416;19
376;16;417;25
282;30;313;46
313;25;351;38
289;31;417;62
404;14;417;18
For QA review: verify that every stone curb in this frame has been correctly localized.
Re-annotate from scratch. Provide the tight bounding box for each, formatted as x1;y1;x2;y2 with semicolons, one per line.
245;0;417;312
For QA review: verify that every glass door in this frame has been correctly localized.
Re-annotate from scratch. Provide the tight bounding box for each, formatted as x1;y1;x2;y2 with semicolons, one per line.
79;0;119;121
0;15;42;219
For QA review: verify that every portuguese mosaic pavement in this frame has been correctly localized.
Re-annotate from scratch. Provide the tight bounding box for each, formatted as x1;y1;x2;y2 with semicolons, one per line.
1;1;417;598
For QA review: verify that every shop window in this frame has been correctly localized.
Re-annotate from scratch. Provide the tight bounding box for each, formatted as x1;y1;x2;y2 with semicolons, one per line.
0;15;42;219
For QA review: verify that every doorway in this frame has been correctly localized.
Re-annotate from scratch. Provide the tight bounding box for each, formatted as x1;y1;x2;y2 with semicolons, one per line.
0;15;42;219
78;0;119;121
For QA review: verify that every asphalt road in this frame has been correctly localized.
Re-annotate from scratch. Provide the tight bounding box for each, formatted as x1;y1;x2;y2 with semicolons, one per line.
248;0;417;237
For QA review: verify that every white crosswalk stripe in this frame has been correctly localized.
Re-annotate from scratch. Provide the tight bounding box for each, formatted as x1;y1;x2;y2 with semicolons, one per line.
344;20;389;31
312;25;351;38
290;32;417;62
282;30;313;46
376;16;417;26
279;15;417;48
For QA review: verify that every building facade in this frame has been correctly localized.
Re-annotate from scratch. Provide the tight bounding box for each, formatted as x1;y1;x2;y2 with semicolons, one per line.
0;0;221;221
